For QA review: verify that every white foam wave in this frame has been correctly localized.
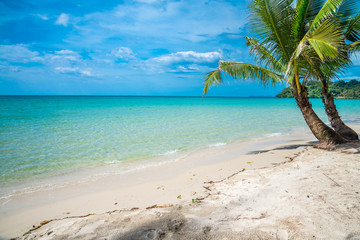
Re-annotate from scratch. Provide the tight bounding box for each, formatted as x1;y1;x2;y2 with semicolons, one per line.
209;142;227;147
162;149;179;155
104;160;120;164
265;132;282;137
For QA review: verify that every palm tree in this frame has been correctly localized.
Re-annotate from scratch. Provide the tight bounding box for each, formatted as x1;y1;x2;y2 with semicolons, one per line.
316;57;359;141
306;3;360;140
203;0;351;147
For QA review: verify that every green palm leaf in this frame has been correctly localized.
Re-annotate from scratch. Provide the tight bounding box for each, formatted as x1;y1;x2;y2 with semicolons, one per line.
336;0;359;26
292;0;311;41
249;0;294;61
203;70;222;96
301;19;344;61
245;37;287;72
219;62;285;85
310;0;344;30
349;40;360;53
202;61;285;96
308;22;343;60
344;14;360;42
287;19;344;79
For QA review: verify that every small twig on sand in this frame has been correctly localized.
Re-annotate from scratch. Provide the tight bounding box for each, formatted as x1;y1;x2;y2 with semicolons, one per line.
323;173;341;187
146;204;173;209
204;168;246;184
203;186;211;191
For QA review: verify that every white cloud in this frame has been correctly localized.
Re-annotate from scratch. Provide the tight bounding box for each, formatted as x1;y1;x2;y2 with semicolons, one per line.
55;67;94;76
55;50;76;55
55;66;75;73
150;51;222;64
0;44;40;62
51;55;78;61
0;45;97;77
55;13;70;26
141;50;221;73
50;50;80;62
9;66;20;72
35;14;49;20
110;47;136;60
171;65;200;72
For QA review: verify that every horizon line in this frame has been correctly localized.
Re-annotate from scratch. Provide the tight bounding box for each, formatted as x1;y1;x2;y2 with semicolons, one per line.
0;95;278;98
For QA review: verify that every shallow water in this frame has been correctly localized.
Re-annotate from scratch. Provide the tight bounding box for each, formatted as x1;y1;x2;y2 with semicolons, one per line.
1;96;359;187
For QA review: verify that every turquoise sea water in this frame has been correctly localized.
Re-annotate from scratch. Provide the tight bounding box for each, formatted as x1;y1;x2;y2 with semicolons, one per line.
1;96;360;188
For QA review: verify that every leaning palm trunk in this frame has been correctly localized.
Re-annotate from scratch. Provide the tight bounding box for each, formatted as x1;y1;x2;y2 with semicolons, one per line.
293;85;346;146
321;85;359;140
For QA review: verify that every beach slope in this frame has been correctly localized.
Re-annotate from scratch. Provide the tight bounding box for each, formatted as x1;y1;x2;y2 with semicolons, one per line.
19;140;360;240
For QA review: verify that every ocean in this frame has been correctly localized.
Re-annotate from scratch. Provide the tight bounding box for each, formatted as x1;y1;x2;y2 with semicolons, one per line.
1;96;360;193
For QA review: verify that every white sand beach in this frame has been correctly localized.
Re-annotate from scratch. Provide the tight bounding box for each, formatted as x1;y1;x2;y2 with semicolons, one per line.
1;126;360;240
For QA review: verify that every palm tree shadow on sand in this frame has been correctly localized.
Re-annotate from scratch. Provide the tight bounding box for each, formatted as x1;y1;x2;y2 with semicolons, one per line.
246;141;319;155
247;140;360;155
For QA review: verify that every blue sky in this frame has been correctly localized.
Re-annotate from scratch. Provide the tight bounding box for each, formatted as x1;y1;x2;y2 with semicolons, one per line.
0;0;359;96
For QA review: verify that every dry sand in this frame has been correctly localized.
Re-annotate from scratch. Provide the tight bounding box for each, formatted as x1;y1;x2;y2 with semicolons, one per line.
1;127;360;240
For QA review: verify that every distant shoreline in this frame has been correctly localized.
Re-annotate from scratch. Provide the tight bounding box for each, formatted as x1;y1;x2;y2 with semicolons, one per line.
276;80;360;99
276;96;360;99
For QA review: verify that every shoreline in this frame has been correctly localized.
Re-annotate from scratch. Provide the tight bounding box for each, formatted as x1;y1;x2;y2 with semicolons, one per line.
1;125;359;239
0;126;313;208
0;126;310;200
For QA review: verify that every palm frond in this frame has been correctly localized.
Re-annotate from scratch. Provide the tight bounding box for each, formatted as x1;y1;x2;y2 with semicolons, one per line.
344;14;360;42
245;37;286;72
307;19;345;60
203;69;222;96
336;0;360;25
249;0;294;61
310;0;344;31
292;0;311;41
202;61;286;96
219;61;285;86
349;40;360;53
301;0;356;87
285;19;344;83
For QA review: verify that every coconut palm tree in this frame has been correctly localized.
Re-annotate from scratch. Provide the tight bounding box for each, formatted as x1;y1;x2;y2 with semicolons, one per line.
305;3;360;140
313;54;359;141
203;0;351;147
